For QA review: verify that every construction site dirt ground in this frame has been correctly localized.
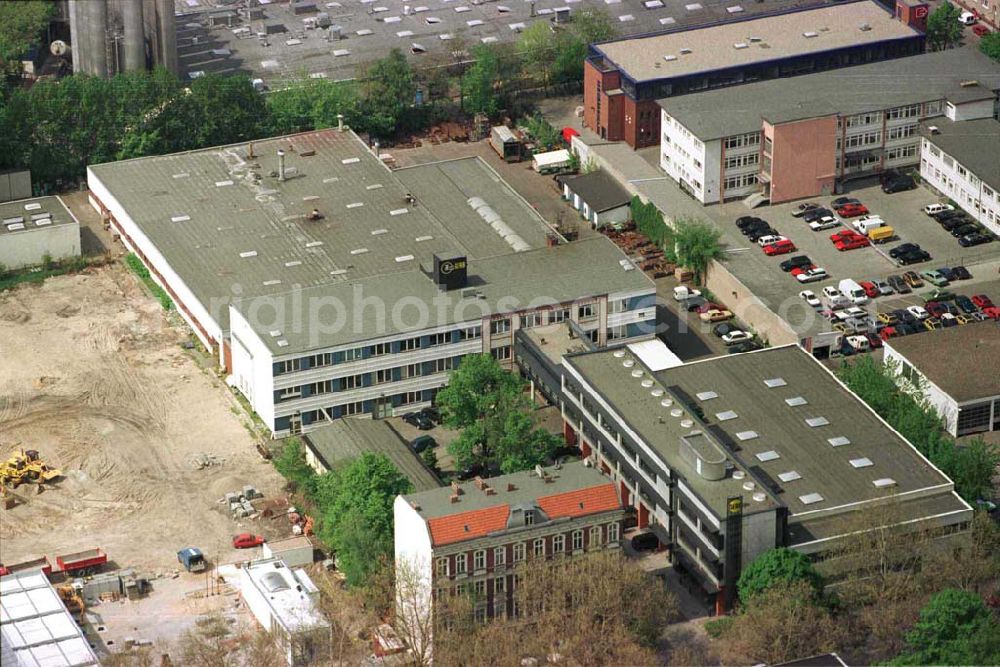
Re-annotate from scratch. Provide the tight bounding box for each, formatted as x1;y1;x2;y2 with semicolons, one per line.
0;262;289;573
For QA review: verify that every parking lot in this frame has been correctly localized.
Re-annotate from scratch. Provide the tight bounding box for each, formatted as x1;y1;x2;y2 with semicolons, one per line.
706;179;1000;338
174;0;818;84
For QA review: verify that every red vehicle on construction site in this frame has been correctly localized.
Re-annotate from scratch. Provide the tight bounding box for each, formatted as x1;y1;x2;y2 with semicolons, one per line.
56;548;108;576
232;533;266;549
0;556;53;577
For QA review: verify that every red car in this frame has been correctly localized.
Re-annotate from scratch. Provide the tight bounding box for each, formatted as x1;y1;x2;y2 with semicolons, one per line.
971;294;995;309
835;236;870;251
983;306;1000;321
926;301;948;318
859;281;879;299
790;265;817;276
232;533;265;549
836;203;869;217
763;239;796;256
879;326;898;341
696;301;724;314
865;333;884;349
973;25;991;37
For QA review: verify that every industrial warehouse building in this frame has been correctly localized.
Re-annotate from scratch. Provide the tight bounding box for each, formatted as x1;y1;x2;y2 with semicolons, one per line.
919;118;1000;236
883;322;1000;438
656;46;1000;204
557;345;972;612
0;196;81;272
584;0;925;149
88;129;656;436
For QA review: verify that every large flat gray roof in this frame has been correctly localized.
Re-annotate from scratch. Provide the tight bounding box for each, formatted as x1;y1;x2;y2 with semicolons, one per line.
885;320;1000;404
303;418;440;491
660;46;1000;139
595;1;918;83
89;129;651;342
565;345;968;531
922;118;1000;195
0;196;76;239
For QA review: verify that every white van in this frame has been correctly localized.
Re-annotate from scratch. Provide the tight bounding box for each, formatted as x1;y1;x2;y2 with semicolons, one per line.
923;203;954;216
822;286;850;309
958;10;977;25
838;278;868;305
852;215;884;235
846;335;870;352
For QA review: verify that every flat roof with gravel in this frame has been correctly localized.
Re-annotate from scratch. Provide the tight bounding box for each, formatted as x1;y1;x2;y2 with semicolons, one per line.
594;1;918;83
885;320;1000;403
0;196;76;239
660;46;1000;139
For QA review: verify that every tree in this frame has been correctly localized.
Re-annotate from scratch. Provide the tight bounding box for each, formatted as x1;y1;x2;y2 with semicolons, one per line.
0;0;54;74
518;21;557;88
737;547;823;602
672;218;725;285
890;589;1000;666
981;31;1000;62
926;2;963;51
271;438;317;495
571;8;617;44
438;354;560;473
359;48;416;138
721;581;844;666
312;452;412;586
462;44;504;116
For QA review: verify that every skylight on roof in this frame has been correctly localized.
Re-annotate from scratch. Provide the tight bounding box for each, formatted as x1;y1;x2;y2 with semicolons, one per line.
347;202;364;209
803;31;818;38
263;279;281;286
764;377;787;388
24;203;41;211
269;330;281;337
3;216;23;224
305;241;323;248
715;410;738;421
785;396;808;406
371;229;388;235
390;208;409;216
171;215;191;223
341;157;361;165
756;450;780;462
5;222;25;231
806;417;829;427
366;184;384;190
799;492;824;505
736;430;758;441
415;235;434;242
330;269;347;276
873;478;897;489
395;255;415;263
350;248;369;255
696;391;718;401
733;42;749;49
34;218;51;227
303;195;319;202
284;261;302;267
850;457;873;468
276;340;289;348
215;180;234;187
172;172;189;179
778;471;801;482
240;251;258;258
323;177;340;183
828;436;851;447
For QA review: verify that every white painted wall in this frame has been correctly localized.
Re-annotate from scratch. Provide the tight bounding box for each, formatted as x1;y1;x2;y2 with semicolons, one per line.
920;137;1000;236
660;110;714;204
883;344;960;436
945;98;996;122
88;170;223;351
229;306;277;427
0;222;80;270
594;205;630;227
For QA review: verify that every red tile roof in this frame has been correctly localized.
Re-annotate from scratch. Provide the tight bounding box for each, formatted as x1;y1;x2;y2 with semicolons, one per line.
537;483;621;519
427;504;510;547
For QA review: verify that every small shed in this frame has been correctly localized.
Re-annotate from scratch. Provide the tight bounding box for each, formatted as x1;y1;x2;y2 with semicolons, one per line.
490;126;522;162
558;171;632;228
262;536;315;569
532;149;572;174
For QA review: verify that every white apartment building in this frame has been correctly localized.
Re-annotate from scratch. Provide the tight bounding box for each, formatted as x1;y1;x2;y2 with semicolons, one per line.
920;118;1000;235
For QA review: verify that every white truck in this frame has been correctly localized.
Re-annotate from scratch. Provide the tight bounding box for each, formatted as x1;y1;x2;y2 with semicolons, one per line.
852;215;884;235
838;278;868;305
673;285;702;301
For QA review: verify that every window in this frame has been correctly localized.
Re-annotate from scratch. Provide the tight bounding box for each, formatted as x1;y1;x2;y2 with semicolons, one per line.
533;538;545;558
577;304;596;319
887;104;919;120
924;100;944;116
428;332;449;347
277;387;301;402
400;337;420;352
590;525;602;548
608;298;627;315
886;144;918;161
308;352;333;369
342;401;364;415
373;368;392;385
401;363;421;379
370;342;391;357
436;557;449;577
928;144;941;158
311;380;334;395
456;553;468;575
524;511;534;526
606;325;627;341
724;132;760;149
513;543;526;563
494;576;505;594
887;125;916;141
608;522;620;543
724;173;758;190
522;312;544;328
343;347;365;362
341;374;364;390
551;308;570;323
724;152;759;170
572;529;584;551
275;358;301;375
846;111;882;127
434;357;455;373
553;534;565;554
493;546;506;567
474;580;486;597
844;130;881;149
957;401;993;435
474;550;486;571
491;346;511;361
401;391;421;405
490;319;511;335
459;326;482;340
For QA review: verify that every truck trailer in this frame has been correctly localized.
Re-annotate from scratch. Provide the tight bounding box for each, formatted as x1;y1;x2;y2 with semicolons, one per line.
56;547;108;576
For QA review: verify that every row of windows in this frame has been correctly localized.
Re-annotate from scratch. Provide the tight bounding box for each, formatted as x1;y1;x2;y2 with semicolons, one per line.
886;144;918;162
275;358;457;403
274;327;481;375
434;523;621;577
723;173;758;190
887;104;920;121
724;132;761;150
842;130;882;150
887;124;917;142
724;152;759;170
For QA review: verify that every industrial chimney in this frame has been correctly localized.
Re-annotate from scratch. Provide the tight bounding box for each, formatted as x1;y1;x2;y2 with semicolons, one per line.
87;0;110;77
122;0;146;72
158;0;179;75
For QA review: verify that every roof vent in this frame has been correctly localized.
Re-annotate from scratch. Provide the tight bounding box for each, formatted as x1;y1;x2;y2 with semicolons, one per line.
785;396;808;406
873;478;897;489
679;47;692;55
660;398;673;407
799;492;824;505
715;410;738;421
736;430;758;441
748;36;761;42
664;54;677;62
670;408;683;418
680;418;694;428
803;31;818;38
631;369;643;378
276;339;289;348
806;416;829;427
171;215;191;223
613;349;626;358
756;450;780;462
651;388;665;397
641;379;654;388
240;251;258;258
733;42;749;49
742;481;755;491
959;80;979;88
850;457;873;468
752;492;767;502
828;436;850;447
858;22;871;31
696;391;718;401
415;235;434;242
928;125;940;135
732;470;746;480
764;377;787;388
623;359;635;368
778;470;801;482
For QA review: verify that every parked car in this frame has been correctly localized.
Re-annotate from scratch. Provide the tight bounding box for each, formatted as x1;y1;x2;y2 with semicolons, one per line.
877;311;899;325
836;203;869;217
950;266;971;282
232;533;265;549
763;239;796;256
673;285;702;301
795;267;828;283
959;233;992;247
921;270;950;287
721;330;753;346
822;286;850;308
792;202;821;217
713;322;743;337
700;309;734;322
683;296;708;312
882;175;916;193
410;435;436;453
939;216;972;231
936;267;957;282
955;295;977;314
831;196;861;208
756;234;787;247
889;243;921;259
903;271;924;288
972;24;991;36
735;216;764;229
800;290;822;308
894;308;917;324
808;216;840;231
932;209;967;222
887;274;911;294
873;279;894;296
780;255;813;272
971;294;995;309
958;9;977;24
835;235;871;251
859;281;880;299
748;226;780;242
924;289;956;303
419;406;441;423
631;532;660;551
728;340;763;354
923;203;954;216
456;463;484;481
951;223;982;238
803;207;836;223
898;248;932;265
403;411;434;430
696;301;725;314
926;301;948;318
907;305;930;320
